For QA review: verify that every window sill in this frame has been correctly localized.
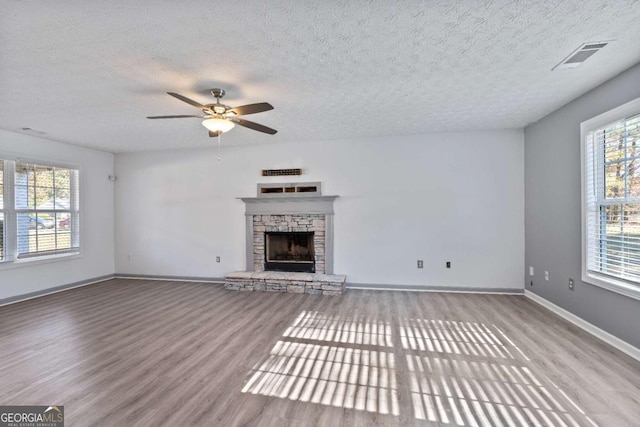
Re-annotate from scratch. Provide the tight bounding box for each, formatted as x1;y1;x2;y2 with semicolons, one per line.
582;271;640;301
0;252;82;271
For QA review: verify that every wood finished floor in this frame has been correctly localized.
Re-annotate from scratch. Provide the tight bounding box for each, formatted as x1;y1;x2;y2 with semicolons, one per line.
0;279;639;426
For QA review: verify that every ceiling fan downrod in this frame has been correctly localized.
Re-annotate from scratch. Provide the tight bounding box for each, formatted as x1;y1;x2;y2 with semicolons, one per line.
211;88;225;103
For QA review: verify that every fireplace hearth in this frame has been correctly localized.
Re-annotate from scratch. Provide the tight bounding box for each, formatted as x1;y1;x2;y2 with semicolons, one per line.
265;232;315;273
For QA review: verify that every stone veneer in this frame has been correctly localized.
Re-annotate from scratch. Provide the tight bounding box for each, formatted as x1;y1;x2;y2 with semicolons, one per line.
228;193;344;295
224;271;346;295
253;214;325;273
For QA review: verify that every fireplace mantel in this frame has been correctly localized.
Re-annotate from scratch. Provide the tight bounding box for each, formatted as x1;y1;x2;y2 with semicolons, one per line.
238;195;338;215
239;195;338;274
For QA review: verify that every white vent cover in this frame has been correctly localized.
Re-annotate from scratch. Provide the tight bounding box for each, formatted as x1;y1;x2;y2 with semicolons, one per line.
553;41;612;70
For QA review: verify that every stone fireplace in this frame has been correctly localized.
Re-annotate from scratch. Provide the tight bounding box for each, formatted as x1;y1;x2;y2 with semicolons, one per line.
241;186;336;274
253;214;327;273
224;182;346;295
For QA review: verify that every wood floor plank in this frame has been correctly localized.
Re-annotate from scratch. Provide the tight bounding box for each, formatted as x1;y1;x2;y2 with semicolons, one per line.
0;279;639;426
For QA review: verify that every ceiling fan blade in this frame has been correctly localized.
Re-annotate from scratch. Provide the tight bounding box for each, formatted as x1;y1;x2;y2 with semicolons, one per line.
167;92;205;109
228;102;274;116
209;130;221;137
147;115;204;119
231;118;277;135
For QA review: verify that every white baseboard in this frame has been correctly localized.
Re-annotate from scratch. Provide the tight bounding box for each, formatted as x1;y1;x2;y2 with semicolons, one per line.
525;290;640;362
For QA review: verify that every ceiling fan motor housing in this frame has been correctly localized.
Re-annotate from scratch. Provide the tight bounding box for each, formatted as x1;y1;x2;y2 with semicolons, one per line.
211;88;225;99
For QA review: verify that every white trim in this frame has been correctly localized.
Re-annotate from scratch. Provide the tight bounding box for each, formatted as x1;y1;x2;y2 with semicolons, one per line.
582;271;640;301
2;159;16;260
525;290;640;362
0;150;82;171
580;97;640;131
580;96;640;300
0;252;82;271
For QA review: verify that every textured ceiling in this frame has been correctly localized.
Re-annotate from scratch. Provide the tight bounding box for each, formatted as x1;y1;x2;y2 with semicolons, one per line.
1;0;640;153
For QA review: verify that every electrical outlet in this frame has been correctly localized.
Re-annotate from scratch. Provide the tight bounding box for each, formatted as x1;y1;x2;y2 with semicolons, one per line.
446;261;451;269
529;266;534;276
216;256;221;263
417;260;423;269
568;278;574;290
545;271;549;281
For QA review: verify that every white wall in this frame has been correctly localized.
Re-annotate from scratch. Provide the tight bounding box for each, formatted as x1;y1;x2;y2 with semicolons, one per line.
0;130;115;300
115;130;524;289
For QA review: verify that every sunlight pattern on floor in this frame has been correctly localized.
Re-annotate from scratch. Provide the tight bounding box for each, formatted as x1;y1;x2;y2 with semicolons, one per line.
399;319;515;359
407;355;583;426
241;340;400;415
243;312;599;426
283;310;393;347
404;320;598;427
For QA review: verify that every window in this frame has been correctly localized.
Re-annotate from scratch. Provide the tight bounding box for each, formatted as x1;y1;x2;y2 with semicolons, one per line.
0;161;4;261
0;158;80;264
582;97;640;300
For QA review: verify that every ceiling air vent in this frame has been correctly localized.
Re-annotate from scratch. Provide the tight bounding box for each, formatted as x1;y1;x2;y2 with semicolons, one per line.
553;41;612;70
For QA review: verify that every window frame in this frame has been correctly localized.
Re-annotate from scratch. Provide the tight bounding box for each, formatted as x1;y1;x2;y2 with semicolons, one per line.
0;155;81;268
581;96;640;301
0;160;5;262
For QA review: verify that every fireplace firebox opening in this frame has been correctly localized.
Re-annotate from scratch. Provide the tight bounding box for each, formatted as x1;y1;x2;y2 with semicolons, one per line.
265;232;315;273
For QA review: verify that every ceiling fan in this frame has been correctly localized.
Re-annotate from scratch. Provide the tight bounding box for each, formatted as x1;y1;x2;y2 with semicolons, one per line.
147;88;277;137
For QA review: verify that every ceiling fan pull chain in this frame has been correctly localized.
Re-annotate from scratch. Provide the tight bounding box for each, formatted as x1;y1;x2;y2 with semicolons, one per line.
217;132;222;162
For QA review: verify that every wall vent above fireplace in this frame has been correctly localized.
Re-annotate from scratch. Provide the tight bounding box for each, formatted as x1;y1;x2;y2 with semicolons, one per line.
257;182;321;197
261;168;303;176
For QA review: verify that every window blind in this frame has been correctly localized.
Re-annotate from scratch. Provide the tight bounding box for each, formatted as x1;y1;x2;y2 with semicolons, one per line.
586;113;640;283
14;161;80;258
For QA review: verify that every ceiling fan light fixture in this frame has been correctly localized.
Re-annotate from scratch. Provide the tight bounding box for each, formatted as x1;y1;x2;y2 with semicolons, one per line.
202;118;235;133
